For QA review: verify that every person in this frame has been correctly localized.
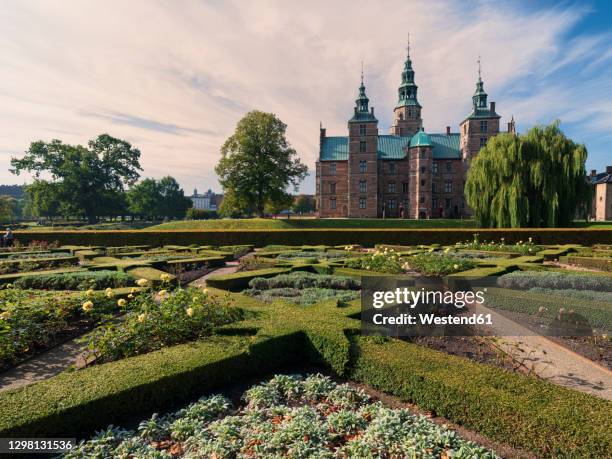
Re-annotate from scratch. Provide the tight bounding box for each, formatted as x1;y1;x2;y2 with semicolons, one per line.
2;228;14;247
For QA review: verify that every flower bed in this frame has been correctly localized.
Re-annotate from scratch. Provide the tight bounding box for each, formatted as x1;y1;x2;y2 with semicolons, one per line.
497;271;612;291
345;249;404;274
0;289;120;369
404;253;477;276
455;235;541;255
85;287;243;363
12;270;134;290
63;374;497;458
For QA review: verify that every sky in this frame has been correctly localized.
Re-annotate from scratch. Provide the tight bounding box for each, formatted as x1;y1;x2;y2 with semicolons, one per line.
1;0;611;195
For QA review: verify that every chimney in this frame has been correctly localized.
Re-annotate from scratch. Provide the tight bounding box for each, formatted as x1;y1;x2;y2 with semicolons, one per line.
591;169;597;177
354;107;357;115
507;122;513;132
490;101;496;113
606;166;612;174
371;107;375;115
446;126;451;135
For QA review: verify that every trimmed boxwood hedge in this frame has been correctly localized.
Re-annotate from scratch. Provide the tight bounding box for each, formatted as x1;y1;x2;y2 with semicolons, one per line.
0;289;610;456
205;267;292;291
13;228;612;247
560;255;612;271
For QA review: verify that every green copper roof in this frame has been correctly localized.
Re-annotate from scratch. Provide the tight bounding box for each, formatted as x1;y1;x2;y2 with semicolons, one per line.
349;77;378;123
409;129;431;147
320;133;461;161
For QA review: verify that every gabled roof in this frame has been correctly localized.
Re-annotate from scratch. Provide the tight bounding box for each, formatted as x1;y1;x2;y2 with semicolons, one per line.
319;133;462;161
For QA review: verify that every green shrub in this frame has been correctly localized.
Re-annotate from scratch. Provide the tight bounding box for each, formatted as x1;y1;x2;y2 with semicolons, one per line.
247;271;359;291
528;287;612;302
498;271;612;291
345;249;404;274
0;256;77;275
404;253;476;276
246;287;360;305
126;267;177;286
86;288;243;363
13;270;134;290
561;256;612;271
276;250;350;261
206;268;291;291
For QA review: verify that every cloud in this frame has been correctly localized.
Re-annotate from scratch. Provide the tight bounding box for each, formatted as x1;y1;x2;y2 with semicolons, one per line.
0;0;609;193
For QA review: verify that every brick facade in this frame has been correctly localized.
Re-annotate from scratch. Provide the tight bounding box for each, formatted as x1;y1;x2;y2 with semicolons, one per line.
316;49;509;219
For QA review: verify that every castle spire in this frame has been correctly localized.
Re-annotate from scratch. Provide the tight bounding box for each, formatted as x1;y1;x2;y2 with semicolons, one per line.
396;33;421;109
472;54;487;109
349;65;377;122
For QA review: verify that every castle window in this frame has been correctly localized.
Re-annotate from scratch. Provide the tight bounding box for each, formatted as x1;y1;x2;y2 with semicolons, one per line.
359;160;367;173
388;163;396;174
359;124;366;136
388;182;396;193
359;180;367;193
432;198;438;210
445;198;452;209
433;162;439;174
359;140;366;152
399;113;404;121
329;182;336;194
432;182;437;193
446;161;452;172
420;179;426;187
330;198;336;209
480;120;488;133
408;109;412;117
389;198;396;209
480;137;487;147
420;150;425;159
329;163;336;175
444;180;452;193
359;197;366;209
420;166;426;174
419;196;425;203
402;182;409;193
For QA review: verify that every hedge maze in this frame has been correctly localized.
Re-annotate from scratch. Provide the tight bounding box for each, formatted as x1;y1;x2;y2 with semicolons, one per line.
0;237;610;457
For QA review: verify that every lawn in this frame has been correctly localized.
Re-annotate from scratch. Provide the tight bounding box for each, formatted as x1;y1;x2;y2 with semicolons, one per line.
148;217;612;231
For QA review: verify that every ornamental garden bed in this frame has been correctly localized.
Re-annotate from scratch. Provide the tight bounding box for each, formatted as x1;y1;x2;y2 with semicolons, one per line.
0;241;611;457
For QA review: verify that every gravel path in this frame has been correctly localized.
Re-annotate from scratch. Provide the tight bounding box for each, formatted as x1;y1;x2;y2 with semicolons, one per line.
189;261;240;288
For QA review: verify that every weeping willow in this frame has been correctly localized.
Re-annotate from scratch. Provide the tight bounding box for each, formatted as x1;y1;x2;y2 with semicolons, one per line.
465;121;590;228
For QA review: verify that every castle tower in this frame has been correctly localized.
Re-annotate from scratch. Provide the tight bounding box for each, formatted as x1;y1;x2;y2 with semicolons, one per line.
460;56;500;163
390;35;422;137
348;69;378;217
407;128;433;219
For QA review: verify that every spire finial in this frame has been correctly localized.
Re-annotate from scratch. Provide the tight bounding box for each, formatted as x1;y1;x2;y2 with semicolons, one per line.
360;60;364;85
406;32;410;57
477;54;482;81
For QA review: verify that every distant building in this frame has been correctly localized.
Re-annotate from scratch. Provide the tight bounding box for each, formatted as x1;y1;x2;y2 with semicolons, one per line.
190;188;222;211
589;167;612;221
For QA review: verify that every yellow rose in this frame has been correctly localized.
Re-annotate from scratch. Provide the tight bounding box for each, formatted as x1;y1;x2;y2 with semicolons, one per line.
158;289;168;299
160;273;171;282
137;313;146;323
0;311;11;320
130;288;138;294
202;288;209;295
186;307;194;317
127;293;134;300
117;298;127;307
453;264;460;270
136;279;149;287
82;301;94;312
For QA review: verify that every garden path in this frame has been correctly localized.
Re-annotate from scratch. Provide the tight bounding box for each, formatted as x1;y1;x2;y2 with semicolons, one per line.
189;260;240;288
0;262;240;393
475;303;612;400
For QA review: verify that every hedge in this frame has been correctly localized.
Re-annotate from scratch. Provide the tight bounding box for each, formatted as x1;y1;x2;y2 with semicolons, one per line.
13;228;612;247
126;266;177;286
0;267;84;285
349;336;611;457
0;288;610;456
205;267;292;291
560;255;612;271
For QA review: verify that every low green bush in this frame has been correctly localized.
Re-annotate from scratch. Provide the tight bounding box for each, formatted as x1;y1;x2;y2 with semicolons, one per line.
126;267;177;286
561;255;612;271
345;249;404;274
246;287;360;305
205;267;291;291
13;270;134;290
86;288;243;363
0;256;78;275
455;235;541;255
247;271;360;291
498;271;612;291
276;250;349;260
404;253;477;276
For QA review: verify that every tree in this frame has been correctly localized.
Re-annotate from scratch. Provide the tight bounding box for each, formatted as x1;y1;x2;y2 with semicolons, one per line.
0;196;13;221
215;111;308;217
10;134;142;223
465;121;590;227
24;180;61;221
293;195;315;214
127;176;191;220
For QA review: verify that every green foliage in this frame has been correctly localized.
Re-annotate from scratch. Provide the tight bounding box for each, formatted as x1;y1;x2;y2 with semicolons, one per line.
0;256;76;275
13;270;134;290
65;374;496;458
455;234;541;254
11;134;142;223
247;271;359;291
465;122;591;227
292;194;315;214
184;208;218;220
497;271;612;291
345;249;404;274
127;176;192;220
86;288;243;363
215;111;308;217
404;253;477;276
0;195;15;221
206;267;292;291
561;255;612;271
247;287;360;305
0;289;119;368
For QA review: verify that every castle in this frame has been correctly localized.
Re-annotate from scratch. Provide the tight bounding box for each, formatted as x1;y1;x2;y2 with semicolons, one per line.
315;45;515;219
